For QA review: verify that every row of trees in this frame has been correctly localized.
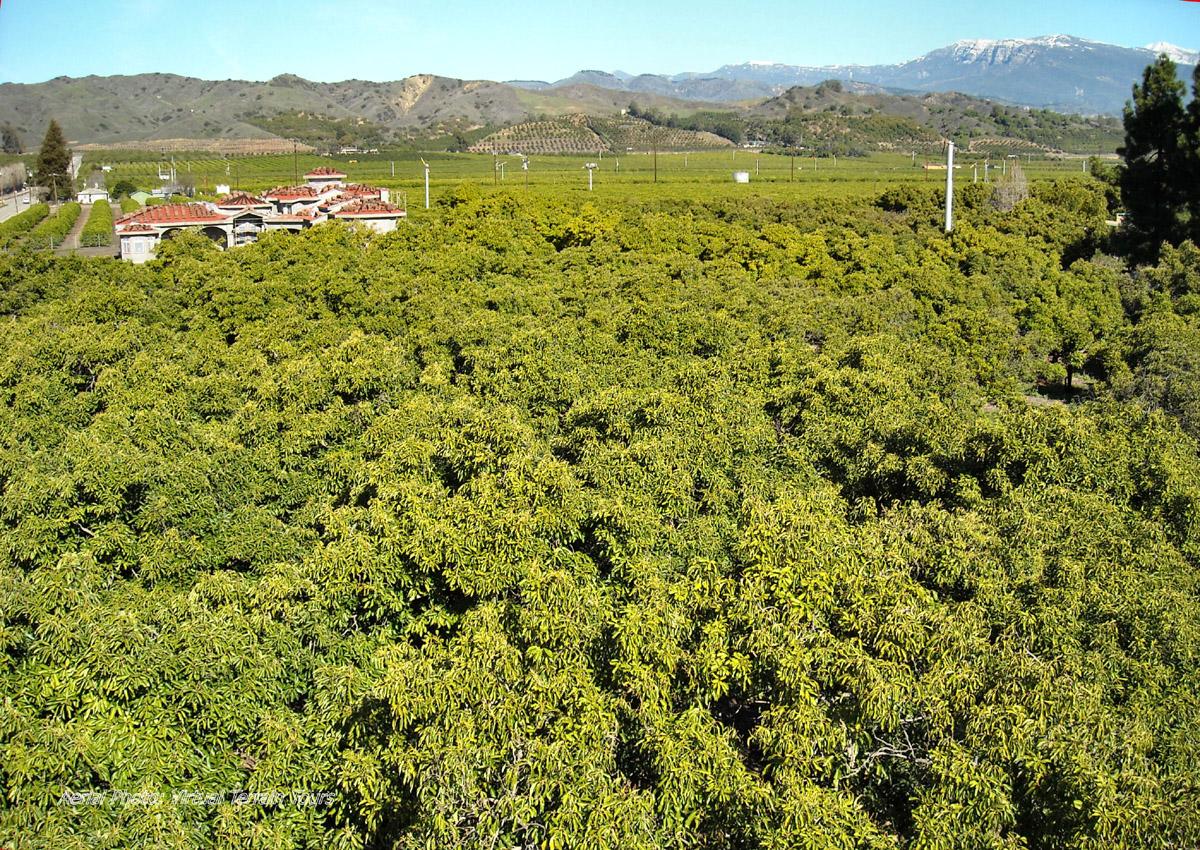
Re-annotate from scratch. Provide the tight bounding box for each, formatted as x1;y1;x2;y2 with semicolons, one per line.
626;102;747;145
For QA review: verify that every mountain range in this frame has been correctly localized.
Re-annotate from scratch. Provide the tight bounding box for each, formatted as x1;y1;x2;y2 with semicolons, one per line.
513;36;1198;115
0;34;1191;148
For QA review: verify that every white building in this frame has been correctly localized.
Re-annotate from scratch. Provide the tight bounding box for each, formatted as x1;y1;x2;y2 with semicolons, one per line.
78;187;110;204
114;167;405;262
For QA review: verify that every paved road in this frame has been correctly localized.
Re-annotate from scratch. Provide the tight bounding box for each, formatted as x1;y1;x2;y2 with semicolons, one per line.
0;190;33;225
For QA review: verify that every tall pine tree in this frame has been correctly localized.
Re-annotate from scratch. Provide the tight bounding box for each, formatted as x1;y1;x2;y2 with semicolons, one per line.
1119;55;1189;260
34;119;71;202
1188;65;1200;246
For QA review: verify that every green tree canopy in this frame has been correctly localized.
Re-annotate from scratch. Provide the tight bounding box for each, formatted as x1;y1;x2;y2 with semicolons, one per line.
33;119;72;201
1;125;21;154
1118;55;1191;259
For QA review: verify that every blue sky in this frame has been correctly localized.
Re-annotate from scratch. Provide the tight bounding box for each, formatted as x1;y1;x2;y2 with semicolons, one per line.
0;0;1197;84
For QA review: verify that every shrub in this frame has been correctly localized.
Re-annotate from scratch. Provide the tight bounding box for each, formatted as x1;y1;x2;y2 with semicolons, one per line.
26;201;81;249
0;202;48;243
80;199;114;247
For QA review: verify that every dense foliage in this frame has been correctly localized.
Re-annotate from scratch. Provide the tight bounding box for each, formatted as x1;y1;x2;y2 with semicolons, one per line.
26;202;81;249
243;112;389;154
80;199;114;248
33;119;72;201
1118;56;1200;259
1;125;22;155
0;202;49;244
1;180;1198;849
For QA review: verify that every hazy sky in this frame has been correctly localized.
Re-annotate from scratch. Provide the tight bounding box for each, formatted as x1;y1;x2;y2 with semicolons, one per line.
0;0;1197;84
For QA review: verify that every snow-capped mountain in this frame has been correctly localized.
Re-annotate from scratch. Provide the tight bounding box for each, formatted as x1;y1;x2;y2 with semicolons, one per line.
511;35;1196;115
1145;42;1200;65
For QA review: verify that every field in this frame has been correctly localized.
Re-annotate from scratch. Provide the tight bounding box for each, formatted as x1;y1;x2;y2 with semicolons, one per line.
2;165;1199;849
84;148;1096;205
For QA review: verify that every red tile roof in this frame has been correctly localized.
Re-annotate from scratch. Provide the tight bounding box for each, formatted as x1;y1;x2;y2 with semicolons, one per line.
332;199;405;218
340;183;381;198
217;192;267;207
263;185;318;200
119;223;156;233
305;166;346;178
266;210;322;223
119;204;229;226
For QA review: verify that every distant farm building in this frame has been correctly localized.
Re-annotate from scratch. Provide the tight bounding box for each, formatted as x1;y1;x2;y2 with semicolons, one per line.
115;167;404;263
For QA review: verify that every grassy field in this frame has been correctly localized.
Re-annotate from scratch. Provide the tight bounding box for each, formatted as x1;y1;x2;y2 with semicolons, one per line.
84;149;1095;208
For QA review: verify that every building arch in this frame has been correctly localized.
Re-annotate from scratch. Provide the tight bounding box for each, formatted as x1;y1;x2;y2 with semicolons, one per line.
201;226;229;246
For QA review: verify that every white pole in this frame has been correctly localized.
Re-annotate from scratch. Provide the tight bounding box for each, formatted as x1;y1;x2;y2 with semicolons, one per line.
944;142;955;233
588;168;593;191
424;165;430;209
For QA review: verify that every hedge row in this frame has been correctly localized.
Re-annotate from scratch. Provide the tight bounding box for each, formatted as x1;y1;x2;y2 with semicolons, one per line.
80;199;113;247
26;202;81;249
0;202;49;243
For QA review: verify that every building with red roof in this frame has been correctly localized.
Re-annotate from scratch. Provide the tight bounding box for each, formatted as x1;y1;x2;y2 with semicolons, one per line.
116;204;234;262
304;166;347;192
215;192;271;214
330;199;406;233
115;172;405;261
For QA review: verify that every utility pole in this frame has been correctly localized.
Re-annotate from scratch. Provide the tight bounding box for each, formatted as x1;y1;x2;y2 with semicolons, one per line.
653;139;658;184
944;141;955;234
790;151;794;182
293;140;298;185
421;159;430;209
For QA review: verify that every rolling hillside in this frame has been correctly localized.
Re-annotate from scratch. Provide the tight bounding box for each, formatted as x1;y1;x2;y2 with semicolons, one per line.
0;64;1124;156
751;83;1124;153
469;114;735;154
0;73;724;149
